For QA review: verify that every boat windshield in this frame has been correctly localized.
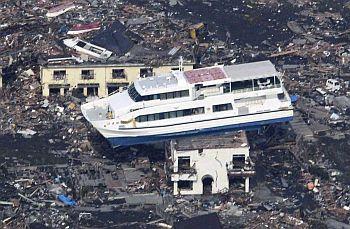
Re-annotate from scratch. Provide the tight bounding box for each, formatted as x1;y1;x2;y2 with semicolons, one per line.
128;83;142;102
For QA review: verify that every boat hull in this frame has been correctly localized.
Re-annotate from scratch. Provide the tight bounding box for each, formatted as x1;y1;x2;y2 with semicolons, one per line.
105;115;293;147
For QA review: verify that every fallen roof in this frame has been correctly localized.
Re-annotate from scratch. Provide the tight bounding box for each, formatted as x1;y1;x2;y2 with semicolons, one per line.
91;21;134;56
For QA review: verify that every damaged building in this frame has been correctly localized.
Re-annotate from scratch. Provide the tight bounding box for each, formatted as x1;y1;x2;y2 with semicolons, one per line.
40;62;193;97
168;131;255;195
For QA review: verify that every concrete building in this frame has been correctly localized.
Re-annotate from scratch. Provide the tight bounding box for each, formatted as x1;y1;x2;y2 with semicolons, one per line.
40;63;193;97
168;131;254;195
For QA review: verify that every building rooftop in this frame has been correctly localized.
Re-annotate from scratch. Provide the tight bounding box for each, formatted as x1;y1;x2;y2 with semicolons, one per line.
173;131;248;151
42;60;194;68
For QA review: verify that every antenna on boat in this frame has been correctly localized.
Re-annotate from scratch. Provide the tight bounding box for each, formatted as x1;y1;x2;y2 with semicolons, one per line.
179;56;183;72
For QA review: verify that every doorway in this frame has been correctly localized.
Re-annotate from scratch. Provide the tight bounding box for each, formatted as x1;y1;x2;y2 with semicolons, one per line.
202;175;214;195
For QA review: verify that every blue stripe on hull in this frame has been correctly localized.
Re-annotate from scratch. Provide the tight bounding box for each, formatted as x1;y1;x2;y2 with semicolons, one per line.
107;116;293;147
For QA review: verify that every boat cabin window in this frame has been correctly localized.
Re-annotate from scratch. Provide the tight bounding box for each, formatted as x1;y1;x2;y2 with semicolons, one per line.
223;83;230;93
213;103;233;112
230;76;281;93
142;90;189;101
253;76;279;90
231;80;253;92
135;107;205;122
128;83;142;102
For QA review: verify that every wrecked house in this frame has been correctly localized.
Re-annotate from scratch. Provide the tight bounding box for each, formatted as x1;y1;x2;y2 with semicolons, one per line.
169;131;254;195
91;21;135;56
40;62;193;97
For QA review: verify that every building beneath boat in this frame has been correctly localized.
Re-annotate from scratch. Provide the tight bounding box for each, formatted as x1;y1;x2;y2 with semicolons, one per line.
167;131;255;195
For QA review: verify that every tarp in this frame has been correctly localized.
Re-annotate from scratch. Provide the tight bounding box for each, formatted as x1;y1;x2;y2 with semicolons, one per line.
58;194;76;206
290;94;299;103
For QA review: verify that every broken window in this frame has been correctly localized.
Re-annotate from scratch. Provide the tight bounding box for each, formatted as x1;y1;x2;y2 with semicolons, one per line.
107;83;128;94
112;69;126;79
140;68;153;78
178;156;191;171
229;177;245;190
49;88;60;95
53;70;66;80
232;155;245;169
178;180;193;190
81;70;94;80
87;87;98;96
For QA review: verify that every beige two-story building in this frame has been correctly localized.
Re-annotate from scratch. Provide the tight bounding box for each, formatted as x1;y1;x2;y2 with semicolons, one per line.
40;63;194;97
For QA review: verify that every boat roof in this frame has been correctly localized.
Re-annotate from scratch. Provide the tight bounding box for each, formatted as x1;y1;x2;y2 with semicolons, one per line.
183;66;228;84
224;60;279;82
134;71;188;95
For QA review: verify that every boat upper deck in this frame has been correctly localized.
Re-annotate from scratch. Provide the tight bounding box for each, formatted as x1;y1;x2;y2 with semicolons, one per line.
135;71;188;95
134;60;280;96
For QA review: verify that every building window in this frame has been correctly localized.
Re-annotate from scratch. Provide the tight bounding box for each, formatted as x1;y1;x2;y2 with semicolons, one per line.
178;181;193;190
112;69;126;79
232;155;245;169
213;103;233;112
81;70;94;80
140;68;153;78
178;156;191;171
53;70;66;80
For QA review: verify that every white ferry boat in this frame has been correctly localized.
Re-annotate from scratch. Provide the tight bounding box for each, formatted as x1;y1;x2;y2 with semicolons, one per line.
81;60;293;147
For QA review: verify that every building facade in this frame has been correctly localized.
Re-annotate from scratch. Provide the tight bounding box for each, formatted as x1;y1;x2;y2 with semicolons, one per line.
40;63;193;97
168;132;254;195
